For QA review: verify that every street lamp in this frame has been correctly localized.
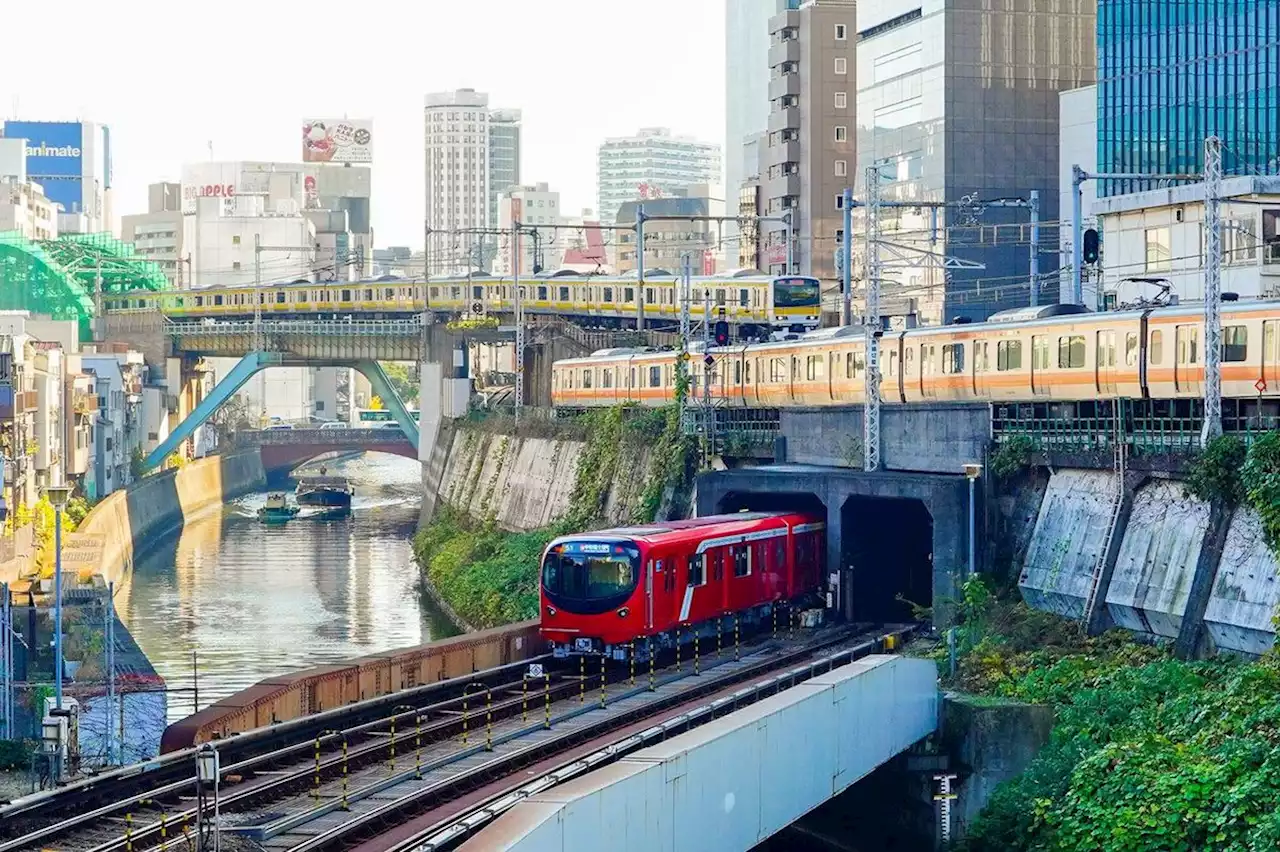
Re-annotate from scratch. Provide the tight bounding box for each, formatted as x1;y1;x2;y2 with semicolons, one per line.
43;484;70;710
962;465;982;578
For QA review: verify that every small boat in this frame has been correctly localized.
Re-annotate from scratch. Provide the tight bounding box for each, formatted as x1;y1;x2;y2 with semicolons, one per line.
258;493;300;524
295;471;354;509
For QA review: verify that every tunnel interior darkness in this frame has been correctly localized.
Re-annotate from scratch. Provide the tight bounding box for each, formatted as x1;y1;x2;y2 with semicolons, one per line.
716;490;828;520
842;496;934;624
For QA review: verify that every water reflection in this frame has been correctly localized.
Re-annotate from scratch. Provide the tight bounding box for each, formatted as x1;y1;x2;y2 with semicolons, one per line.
123;454;459;721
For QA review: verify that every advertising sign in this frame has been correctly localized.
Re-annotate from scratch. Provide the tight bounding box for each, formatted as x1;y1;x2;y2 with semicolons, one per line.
302;119;372;164
2;121;84;213
181;162;241;214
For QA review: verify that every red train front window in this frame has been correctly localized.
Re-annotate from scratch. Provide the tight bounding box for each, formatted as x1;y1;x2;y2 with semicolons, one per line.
542;540;640;615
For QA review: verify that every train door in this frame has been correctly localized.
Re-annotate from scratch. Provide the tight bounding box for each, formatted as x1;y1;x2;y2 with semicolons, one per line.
1264;321;1280;392
1175;324;1201;393
1096;329;1118;395
920;344;937;399
1031;335;1051;396
972;339;989;397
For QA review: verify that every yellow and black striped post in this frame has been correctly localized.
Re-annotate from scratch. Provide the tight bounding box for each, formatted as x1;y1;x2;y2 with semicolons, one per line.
790;604;797;639
717;616;723;657
415;713;423;780
485;688;493;752
543;672;551;729
462;691;470;745
694;631;701;676
388;714;397;772
579;655;585;704
734;614;741;661
676;626;682;671
160;812;168;842
313;735;322;800
648;638;656;692
773;603;778;639
629;643;635;686
341;735;350;809
125;811;133;852
599;654;606;709
522;674;529;723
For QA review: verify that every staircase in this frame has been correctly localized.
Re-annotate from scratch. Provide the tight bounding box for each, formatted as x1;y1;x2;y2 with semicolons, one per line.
1082;399;1127;627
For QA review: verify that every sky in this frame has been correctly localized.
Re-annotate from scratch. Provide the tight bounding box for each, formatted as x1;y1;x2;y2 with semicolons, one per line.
0;0;726;247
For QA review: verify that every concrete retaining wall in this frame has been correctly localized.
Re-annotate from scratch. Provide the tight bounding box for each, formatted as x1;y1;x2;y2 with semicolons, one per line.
1018;469;1117;619
1104;480;1211;640
780;404;990;474
80;450;266;586
428;427;651;531
1017;468;1280;657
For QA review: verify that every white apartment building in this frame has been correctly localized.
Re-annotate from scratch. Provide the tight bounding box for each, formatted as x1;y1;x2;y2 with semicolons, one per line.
1095;176;1280;308
1059;85;1099;305
495;183;562;274
425;89;493;274
597;128;722;228
0;178;58;240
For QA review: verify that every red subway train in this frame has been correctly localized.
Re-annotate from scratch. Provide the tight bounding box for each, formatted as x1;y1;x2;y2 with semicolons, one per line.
539;512;825;659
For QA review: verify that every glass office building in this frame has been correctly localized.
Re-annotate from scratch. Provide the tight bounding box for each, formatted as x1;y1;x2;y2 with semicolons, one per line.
1098;0;1280;196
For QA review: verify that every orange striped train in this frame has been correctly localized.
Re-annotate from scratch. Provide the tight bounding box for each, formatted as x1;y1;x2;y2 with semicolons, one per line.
550;300;1280;409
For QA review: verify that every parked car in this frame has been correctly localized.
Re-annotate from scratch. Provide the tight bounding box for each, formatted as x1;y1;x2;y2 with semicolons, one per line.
319;421;348;430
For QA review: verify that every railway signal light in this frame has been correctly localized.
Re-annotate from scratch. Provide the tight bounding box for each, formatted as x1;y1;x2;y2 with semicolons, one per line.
1083;228;1100;264
714;321;729;346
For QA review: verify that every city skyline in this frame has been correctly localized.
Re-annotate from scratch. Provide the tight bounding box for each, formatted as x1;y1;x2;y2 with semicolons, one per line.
0;0;725;248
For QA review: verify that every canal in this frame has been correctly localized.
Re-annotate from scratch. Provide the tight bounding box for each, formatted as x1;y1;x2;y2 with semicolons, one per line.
120;454;460;721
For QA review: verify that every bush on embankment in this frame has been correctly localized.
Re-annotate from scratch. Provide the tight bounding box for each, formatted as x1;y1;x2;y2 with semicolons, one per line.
946;580;1280;852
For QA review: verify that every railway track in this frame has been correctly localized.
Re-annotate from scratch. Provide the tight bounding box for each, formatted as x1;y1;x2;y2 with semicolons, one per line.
1;621;916;852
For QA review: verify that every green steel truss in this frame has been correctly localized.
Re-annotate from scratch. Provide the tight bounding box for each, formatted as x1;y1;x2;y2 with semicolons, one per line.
0;231;170;339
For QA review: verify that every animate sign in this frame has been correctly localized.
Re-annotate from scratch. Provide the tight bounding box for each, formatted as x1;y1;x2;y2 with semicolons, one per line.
183;184;236;201
25;142;81;158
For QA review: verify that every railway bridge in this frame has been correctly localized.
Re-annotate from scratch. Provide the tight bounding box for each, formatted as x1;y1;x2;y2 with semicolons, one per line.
231;428;418;476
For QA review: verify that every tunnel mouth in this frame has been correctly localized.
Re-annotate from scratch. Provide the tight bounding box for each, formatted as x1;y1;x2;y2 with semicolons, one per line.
715;490;828;522
842;495;933;624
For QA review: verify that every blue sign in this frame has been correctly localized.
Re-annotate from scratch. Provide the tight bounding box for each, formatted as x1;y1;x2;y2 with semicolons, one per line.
4;121;84;213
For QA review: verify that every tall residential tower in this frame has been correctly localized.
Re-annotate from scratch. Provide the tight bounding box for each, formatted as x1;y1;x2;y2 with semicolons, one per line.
596;128;721;227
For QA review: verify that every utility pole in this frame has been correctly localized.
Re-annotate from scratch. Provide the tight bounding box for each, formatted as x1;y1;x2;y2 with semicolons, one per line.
702;286;713;461
784;211;794;275
678;252;692;422
513;219;524;424
253;234;263;355
863;167;883;472
841;188;853;326
1202;137;1224;444
1028;190;1040;308
635;205;646;331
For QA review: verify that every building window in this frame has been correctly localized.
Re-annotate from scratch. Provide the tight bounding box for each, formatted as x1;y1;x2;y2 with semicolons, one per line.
834;92;847;109
1144;227;1172;271
232;235;241;245
232;261;241;271
834;126;848;142
835;195;845;210
834;57;847;75
835;23;847;40
835;160;847;177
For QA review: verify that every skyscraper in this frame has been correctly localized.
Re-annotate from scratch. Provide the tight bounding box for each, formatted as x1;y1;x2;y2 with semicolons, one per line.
726;0;791;223
488;109;522;230
856;0;1095;322
424;89;522;273
596;128;722;227
1098;0;1280;196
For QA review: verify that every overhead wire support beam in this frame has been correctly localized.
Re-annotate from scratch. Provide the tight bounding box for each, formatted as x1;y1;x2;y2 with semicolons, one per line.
1201;137;1224;444
863;166;883;472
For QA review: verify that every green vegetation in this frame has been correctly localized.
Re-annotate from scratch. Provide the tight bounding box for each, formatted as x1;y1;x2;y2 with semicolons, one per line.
0;738;34;771
379;362;420;405
416;404;695;627
1185;434;1246;505
989;435;1035;480
1242;431;1280;550
942;578;1280;852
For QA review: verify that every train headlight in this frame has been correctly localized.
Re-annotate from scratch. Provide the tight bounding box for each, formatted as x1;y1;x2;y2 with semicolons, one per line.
546;606;557;617
617;607;630;618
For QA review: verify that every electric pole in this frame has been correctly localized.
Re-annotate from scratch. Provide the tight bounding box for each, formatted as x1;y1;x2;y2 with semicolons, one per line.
1201;136;1223;443
863;167;883;472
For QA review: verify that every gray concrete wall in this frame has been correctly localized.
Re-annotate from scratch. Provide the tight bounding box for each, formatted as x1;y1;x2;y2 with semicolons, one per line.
1018;469;1117;619
780;404;990;475
1205;506;1280;655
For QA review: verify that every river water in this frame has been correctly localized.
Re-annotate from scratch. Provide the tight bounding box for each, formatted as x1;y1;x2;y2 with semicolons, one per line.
119;454;460;722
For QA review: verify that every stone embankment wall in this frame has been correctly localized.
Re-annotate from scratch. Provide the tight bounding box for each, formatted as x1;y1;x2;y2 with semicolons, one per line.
423;425;653;531
82;450;265;585
1017;468;1279;656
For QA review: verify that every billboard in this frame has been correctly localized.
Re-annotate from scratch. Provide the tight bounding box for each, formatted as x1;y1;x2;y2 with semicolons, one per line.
2;121;84;213
302;120;372;164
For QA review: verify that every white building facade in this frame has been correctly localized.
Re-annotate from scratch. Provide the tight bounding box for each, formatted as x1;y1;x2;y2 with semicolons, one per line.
596;128;722;227
425;89;493;274
121;182;184;286
726;0;791;232
496;183;562;275
0;179;58;240
1059;84;1099;306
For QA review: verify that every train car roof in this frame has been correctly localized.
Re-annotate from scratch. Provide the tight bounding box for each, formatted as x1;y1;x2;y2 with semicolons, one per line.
547;512;814;548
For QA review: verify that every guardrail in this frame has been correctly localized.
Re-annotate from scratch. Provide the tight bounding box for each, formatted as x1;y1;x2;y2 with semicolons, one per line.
232;427;412;446
167;318;426;338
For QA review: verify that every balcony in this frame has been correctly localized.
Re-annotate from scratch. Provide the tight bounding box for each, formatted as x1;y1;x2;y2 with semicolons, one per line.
769;38;801;68
775;139;802;165
768;73;802;101
765;173;802;202
74;392;99;416
768;107;801;134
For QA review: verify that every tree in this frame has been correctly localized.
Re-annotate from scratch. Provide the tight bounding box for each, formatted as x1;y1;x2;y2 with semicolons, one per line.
379;362;419;405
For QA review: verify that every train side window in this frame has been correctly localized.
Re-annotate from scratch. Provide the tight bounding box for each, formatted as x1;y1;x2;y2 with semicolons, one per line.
1125;333;1139;366
806;355;825;381
687;554;705;587
1058;335;1085;368
920;345;934;376
733;360;742;384
429;286;440;300
739;288;749;306
732;545;751;577
997;340;1022;371
1223;325;1248;362
1149;330;1163;365
792;357;801;380
942;343;965;375
450;286;461;300
276;292;286;304
602;370;613;389
773;539;785;571
558;286;570;301
973;341;989;373
649;366;661;387
580;369;591;389
888;350;898;376
536;286;548;300
744;360;752;383
770;358;787;383
603;287;614;303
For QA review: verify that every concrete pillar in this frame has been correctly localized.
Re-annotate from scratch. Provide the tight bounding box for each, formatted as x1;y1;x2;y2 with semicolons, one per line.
1083;472;1143;637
